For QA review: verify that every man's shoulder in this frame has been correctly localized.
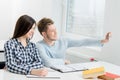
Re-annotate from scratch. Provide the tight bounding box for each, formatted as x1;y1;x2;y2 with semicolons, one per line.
57;37;68;43
36;40;44;45
36;40;46;48
58;37;66;41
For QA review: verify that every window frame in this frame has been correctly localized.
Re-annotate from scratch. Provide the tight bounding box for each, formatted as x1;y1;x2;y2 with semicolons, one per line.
61;0;105;51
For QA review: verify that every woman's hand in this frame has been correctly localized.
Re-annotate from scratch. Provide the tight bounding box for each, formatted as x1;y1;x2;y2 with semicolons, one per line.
31;68;48;77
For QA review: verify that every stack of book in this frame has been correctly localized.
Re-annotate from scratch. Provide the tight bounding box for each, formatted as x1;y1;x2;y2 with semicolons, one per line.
82;66;120;80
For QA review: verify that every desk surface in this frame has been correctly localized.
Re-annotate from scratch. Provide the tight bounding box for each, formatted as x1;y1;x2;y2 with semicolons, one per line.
0;61;120;80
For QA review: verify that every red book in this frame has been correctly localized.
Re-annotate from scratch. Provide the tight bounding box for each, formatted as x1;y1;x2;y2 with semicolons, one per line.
98;72;120;80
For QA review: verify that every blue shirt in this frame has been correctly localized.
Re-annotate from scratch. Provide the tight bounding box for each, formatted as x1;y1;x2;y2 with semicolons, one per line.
36;38;103;67
4;38;44;75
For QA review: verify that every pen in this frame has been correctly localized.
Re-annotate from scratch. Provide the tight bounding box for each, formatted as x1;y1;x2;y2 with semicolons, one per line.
27;76;61;79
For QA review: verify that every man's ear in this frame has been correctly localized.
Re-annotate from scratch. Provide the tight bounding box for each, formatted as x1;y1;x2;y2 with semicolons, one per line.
42;32;46;37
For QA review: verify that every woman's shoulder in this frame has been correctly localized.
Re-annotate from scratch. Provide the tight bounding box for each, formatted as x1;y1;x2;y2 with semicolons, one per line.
4;38;17;48
5;38;16;45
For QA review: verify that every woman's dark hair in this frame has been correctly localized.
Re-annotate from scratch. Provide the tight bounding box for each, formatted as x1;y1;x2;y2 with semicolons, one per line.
37;18;54;35
12;15;36;38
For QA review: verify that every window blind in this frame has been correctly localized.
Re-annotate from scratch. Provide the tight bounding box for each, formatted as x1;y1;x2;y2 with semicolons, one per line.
66;0;105;38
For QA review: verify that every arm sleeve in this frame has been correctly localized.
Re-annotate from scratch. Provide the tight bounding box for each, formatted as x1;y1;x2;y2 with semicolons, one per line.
31;44;44;67
36;43;64;67
66;38;103;48
24;46;44;74
4;42;30;75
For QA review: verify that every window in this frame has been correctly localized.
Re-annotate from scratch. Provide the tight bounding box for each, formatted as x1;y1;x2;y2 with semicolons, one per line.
63;0;105;38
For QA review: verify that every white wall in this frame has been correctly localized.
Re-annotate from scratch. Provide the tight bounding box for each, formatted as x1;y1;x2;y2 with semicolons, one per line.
99;0;120;65
0;0;12;40
0;0;63;42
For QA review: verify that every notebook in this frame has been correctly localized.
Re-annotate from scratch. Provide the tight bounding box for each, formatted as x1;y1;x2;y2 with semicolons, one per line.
51;63;88;73
26;71;61;79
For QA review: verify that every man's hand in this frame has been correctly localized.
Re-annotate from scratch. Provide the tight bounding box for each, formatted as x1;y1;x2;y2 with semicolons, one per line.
65;59;71;65
101;32;112;44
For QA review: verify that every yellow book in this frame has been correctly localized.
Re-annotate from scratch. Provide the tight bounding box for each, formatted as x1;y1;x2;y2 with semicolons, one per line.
82;66;105;79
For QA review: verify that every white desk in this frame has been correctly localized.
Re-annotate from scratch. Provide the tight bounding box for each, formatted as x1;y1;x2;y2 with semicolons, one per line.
0;61;120;80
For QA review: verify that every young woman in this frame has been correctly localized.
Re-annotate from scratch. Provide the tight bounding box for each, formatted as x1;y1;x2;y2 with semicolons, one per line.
4;15;48;76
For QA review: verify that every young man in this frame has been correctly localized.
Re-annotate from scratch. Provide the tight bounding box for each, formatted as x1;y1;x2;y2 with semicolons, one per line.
36;18;111;67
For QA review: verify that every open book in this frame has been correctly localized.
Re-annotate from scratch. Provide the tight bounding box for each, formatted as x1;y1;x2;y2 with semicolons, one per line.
51;63;88;73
